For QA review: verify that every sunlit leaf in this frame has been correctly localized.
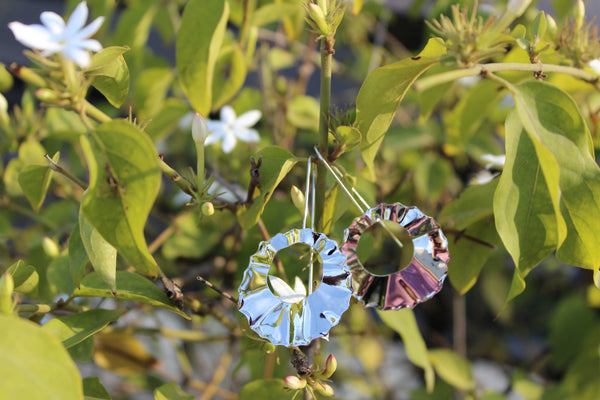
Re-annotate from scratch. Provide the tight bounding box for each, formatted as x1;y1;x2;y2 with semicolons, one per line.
213;45;247;110
378;309;435;391
286;95;320;131
73;271;189;319
238;379;294;400
133;67;173;119
356;38;445;176
79;211;117;293
429;348;474;391
7;260;39;294
251;3;302;26
94;331;158;375
18;152;58;212
89;50;130;108
439;180;497;230
69;222;89;287
43;308;125;349
154;382;194;400
177;0;229;116
83;377;112;400
80;120;161;277
0;315;83;400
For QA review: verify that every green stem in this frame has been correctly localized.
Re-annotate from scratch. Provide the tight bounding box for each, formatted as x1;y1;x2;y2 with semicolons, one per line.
315;37;334;233
16;304;52;314
82;100;111;123
414;62;600;91
196;141;205;193
239;0;255;49
159;157;196;195
44;154;87;190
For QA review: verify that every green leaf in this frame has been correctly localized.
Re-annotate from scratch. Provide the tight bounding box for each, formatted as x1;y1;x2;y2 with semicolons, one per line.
251;3;303;27
446;218;499;294
83;377;112;400
112;3;156;49
80;120;161;277
177;0;229;116
213;45;247;110
43;308;125;349
69;336;94;363
513;81;600;270
79;211;117;293
69;222;89;287
90;50;130;108
413;154;451;203
0;315;83;400
47;254;76;296
154;382;194;400
7;260;39;294
238;379;294;400
286;95;320;131
439;180;497;230
494;110;565;304
18;152;58;212
73;271;189;319
88;46;129;71
45;108;87;141
237;146;298;230
133;67;173;119
356;38;444;176
378;309;435;392
429;348;474;391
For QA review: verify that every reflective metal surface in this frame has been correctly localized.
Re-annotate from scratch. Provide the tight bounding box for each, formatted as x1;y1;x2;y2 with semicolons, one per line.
341;203;449;310
238;228;353;347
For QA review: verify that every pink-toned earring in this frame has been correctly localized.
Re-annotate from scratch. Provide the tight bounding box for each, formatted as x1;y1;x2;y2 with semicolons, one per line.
313;148;449;311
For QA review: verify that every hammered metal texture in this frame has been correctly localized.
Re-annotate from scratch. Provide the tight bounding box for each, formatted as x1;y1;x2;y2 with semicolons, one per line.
238;229;353;347
341;203;449;310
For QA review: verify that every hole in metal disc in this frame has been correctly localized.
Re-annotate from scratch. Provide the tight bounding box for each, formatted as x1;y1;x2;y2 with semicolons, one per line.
355;220;414;276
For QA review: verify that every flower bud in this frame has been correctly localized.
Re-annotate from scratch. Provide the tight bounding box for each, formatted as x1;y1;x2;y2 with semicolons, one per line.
506;0;532;17
317;0;328;16
201;202;215;216
572;0;585;31
307;3;331;36
34;88;60;103
0;273;15;315
192;112;210;144
284;375;307;390
545;14;557;41
594;269;600;290
313;381;334;397
290;185;305;213
321;354;337;379
42;237;60;259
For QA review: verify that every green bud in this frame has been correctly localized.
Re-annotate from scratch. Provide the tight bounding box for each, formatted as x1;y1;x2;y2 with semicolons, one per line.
532;12;546;39
321;354;337;379
9;63;47;88
572;0;585;31
201;202;215;216
42;237;60;259
192;112;209;144
291;185;305;213
284;375;307;390
0;273;15;315
317;0;328;16
313;381;334;397
594;269;600;290
263;342;276;354
545;14;557;41
34;88;60;103
307;3;331;36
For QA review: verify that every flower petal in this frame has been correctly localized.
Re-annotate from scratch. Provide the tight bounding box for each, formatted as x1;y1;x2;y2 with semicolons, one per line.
40;11;66;35
235;109;261;128
65;1;89;34
220;105;236;124
221;132;237;153
78;38;102;52
590;59;600;75
9;22;54;51
270;276;305;303
204;131;222;145
293;276;307;297
75;16;104;40
62;45;92;67
235;128;259;143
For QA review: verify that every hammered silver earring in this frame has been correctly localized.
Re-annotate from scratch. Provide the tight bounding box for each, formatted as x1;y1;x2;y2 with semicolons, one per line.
314;148;450;311
237;158;353;347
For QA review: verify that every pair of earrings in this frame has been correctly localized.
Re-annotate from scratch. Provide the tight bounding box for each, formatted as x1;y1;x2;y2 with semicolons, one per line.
237;150;449;347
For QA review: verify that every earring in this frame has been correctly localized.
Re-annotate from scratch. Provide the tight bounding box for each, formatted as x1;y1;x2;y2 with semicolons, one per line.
312;147;449;311
341;203;449;310
237;158;353;347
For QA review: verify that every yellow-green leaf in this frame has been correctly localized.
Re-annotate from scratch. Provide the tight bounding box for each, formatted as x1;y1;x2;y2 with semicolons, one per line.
429;348;474;391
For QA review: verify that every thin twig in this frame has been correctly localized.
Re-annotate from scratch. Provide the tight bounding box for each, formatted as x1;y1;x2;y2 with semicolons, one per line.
44;154;87;190
200;346;233;400
196;276;238;305
445;228;496;249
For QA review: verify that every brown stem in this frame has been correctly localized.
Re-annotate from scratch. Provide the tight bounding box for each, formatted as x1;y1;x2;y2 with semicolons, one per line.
445;228;496;249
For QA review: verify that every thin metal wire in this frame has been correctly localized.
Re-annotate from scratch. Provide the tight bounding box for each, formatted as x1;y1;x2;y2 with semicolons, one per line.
331;165;370;210
313;147;366;214
313;147;403;248
302;158;312;230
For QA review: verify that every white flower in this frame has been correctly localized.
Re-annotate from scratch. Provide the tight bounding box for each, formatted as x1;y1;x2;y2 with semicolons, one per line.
471;170;500;185
269;276;307;303
590;59;600;75
206;105;261;153
8;1;104;68
481;154;506;170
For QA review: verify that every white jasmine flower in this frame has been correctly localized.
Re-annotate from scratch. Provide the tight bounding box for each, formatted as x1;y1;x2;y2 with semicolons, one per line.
8;1;104;68
590;59;600;75
471;170;500;185
481;154;506;169
206;105;261;153
269;276;307;303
